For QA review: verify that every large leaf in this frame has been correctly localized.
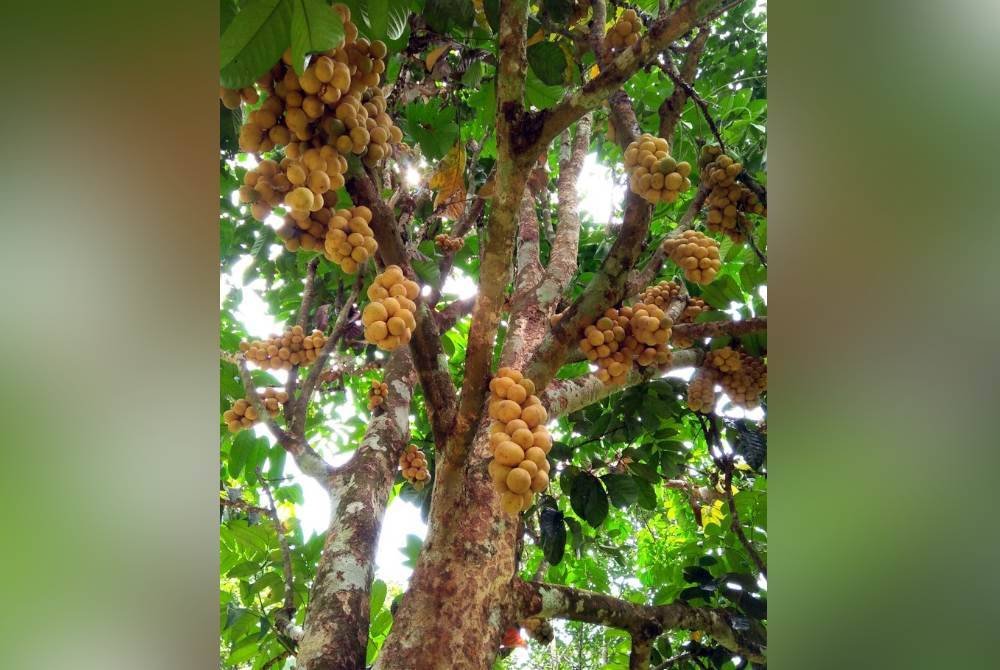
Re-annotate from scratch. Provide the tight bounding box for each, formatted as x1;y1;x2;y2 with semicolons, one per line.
527;41;568;86
290;0;345;75
364;0;410;41
602;474;639;508
539;507;567;565
570;472;609;527
220;0;293;89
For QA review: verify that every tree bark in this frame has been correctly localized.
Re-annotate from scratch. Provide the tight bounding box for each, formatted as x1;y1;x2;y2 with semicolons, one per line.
296;351;415;670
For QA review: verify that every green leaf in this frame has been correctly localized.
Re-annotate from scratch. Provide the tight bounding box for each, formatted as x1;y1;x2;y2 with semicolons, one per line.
602;474;639;508
527;41;568;86
564;516;584;557
220;0;293;89
228;640;259;665
229;430;255;478
370;578;387;613
364;0;389;41
290;0;345;76
539;507;567;565
570;472;609;527
635;478;658;510
525;70;563;109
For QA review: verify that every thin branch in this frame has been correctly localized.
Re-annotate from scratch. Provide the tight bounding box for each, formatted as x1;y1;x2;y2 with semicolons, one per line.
291;273;362;433
526;0;722;158
723;465;767;578
435;295;476;331
654;651;693;670
257;467;304;641
658;29;709;140
658;54;726;154
236;359;333;483
742;220;768;267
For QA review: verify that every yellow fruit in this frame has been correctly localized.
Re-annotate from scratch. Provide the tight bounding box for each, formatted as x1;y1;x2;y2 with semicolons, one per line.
530;471;549;492
488;460;512;487
500;491;523;515
495;441;525;467
524;447;547;467
511;428;535;449
520;404;547;428
506;467;532;494
495;400;522;423
517;460;538;478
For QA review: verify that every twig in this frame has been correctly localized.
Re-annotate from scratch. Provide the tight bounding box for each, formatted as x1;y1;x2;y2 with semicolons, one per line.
285;257;322;423
654;651;693;669
291;272;363;432
723;465;767;578
257;467;302;639
658;55;726;154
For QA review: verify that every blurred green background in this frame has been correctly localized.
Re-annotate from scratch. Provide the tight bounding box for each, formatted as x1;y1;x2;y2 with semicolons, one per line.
0;0;998;667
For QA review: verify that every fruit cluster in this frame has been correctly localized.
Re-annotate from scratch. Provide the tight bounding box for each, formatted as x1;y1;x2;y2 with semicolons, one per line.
606;9;642;54
624;134;692;205
580;310;631;385
239;325;328;370
621;302;673;368
222;388;289;433
672;296;710;348
434;234;463;253
580;299;674;387
368;380;389;410
686;367;717;413
699;146;766;243
238;4;401;156
399;444;430;489
719;352;767;409
706;346;741;373
362;266;420;351
662;230;721;284
220;86;259;109
487;369;552;515
322;205;378;273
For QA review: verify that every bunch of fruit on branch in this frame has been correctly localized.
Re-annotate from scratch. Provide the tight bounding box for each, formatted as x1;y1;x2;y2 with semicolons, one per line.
239;325;328;370
362;266;420;351
698;145;767;243
662;230;721;284
637;280;712;349
580;298;674;387
686;346;767;412
487;369;552;515
399;444;430;489
222;388;288;433
434;233;463;253
606;9;643;54
368;380;389;410
224;3;404;266
624;133;692;204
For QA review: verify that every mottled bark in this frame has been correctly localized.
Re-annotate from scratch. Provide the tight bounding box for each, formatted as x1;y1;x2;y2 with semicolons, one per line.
451;0;532;461
373;419;520;669
630;635;654;670
541;349;702;420
515;581;766;664
671;316;767;341
296;351;416;670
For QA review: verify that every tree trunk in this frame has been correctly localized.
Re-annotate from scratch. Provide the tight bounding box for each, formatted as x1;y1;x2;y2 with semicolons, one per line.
373;417;519;669
296;352;415;670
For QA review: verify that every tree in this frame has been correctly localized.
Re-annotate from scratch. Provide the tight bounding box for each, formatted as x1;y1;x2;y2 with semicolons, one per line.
219;1;767;669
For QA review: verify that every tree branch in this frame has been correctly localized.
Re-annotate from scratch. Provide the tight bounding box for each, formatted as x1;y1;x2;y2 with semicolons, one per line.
630;634;655;670
526;0;722;158
346;172;459;448
658;29;709;141
236;359;333;483
451;0;533;461
723;466;767;579
541;349;702;420
515;580;766;663
291;275;361;435
542;113;592;300
671;316;766;341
